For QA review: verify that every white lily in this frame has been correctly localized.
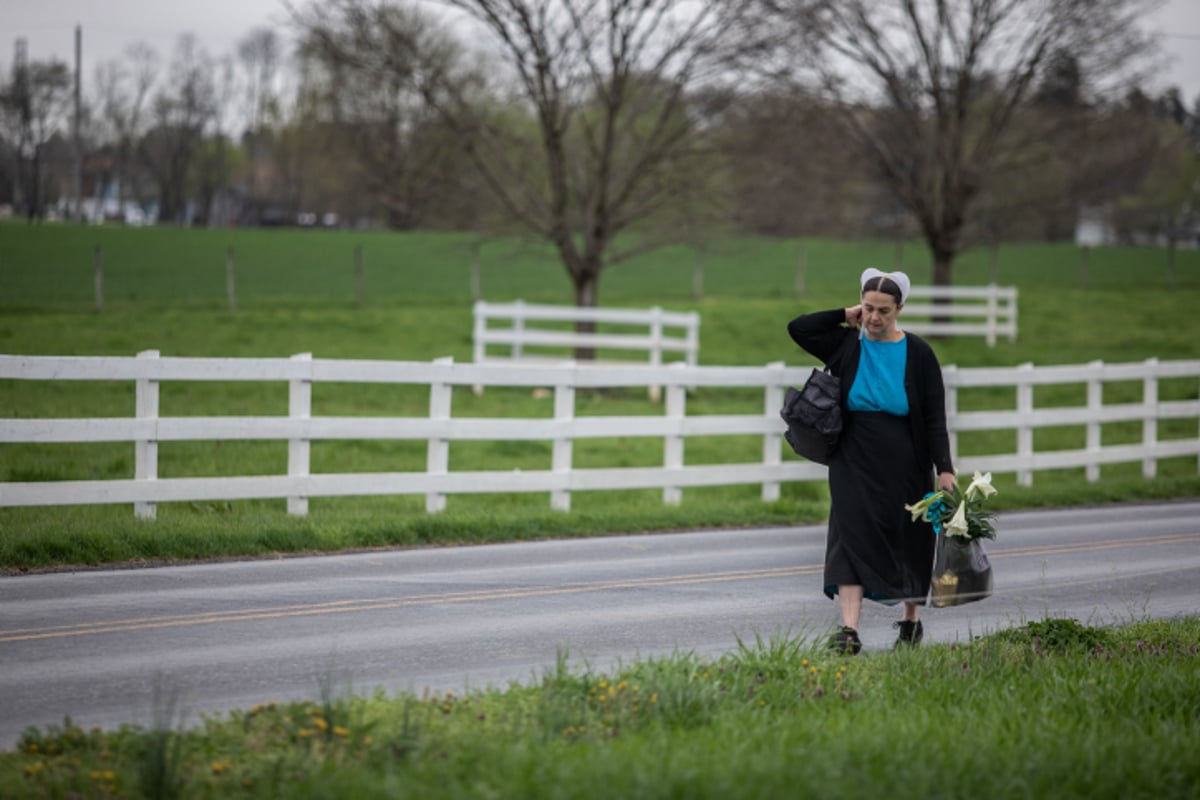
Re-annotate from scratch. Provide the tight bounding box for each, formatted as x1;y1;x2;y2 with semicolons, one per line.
964;470;997;502
904;493;939;522
945;501;969;537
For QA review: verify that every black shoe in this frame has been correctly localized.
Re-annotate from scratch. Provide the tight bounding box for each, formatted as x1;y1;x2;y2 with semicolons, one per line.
829;626;862;655
894;619;923;647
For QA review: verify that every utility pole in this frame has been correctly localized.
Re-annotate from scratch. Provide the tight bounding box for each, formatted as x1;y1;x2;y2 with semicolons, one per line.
11;38;28;214
73;25;82;222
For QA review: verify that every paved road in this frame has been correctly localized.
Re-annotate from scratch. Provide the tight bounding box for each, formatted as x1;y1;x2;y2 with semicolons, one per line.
2;500;1198;748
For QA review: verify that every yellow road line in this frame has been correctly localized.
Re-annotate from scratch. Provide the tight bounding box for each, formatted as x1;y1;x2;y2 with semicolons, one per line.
0;565;821;643
2;532;1196;644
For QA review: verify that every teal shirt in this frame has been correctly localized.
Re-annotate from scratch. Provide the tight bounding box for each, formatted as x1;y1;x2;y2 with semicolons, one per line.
847;336;909;415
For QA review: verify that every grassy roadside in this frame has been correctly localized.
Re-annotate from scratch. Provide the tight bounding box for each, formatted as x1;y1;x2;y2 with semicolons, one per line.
4;470;1200;575
4;616;1198;797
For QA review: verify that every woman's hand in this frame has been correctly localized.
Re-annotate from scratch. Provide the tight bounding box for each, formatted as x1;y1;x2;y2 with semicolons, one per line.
845;305;863;327
937;471;956;494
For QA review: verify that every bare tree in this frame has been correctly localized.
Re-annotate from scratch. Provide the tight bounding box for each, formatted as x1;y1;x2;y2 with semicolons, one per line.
92;43;158;214
431;0;748;310
139;35;218;224
756;0;1162;286
238;27;284;135
236;27;283;217
1;57;73;220
293;0;477;229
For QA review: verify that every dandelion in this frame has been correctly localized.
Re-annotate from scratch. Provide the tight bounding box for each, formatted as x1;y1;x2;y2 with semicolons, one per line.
333;726;350;738
801;659;809;667
312;717;329;732
650;694;658;704
210;761;231;775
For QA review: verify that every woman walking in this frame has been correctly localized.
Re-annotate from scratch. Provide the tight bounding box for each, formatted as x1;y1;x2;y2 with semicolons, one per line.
787;268;956;653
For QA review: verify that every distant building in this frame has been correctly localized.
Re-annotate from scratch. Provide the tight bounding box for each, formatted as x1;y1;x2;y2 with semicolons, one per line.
1074;205;1116;247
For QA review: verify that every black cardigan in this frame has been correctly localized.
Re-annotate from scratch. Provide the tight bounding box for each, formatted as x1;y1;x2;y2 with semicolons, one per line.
787;308;954;477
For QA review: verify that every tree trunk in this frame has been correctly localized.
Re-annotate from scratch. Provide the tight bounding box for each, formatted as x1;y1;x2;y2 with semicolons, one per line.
573;269;599;361
930;243;955;329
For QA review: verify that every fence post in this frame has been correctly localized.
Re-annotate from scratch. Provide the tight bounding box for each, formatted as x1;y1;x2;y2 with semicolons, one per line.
794;242;807;297
985;287;998;347
354;244;364;309
761;362;784;503
470;240;481;301
426;356;454;513
226;245;237;313
1086;360;1103;482
663;363;686;505
1143;357;1158;479
943;364;958;463
686;312;700;368
134;349;160;520
472;301;486;396
288;353;313;515
512;300;526;360
93;244;104;312
648;306;664;402
1008;288;1019;342
551;370;575;511
1017;362;1034;487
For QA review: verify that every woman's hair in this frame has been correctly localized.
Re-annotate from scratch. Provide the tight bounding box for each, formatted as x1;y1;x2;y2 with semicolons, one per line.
862;275;903;305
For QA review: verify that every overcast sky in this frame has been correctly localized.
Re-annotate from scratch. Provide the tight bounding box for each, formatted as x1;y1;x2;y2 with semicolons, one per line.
3;0;1199;101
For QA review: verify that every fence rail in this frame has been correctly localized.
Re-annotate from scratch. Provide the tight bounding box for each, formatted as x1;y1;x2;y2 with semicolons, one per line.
1;353;1197;518
473;300;700;366
901;284;1018;346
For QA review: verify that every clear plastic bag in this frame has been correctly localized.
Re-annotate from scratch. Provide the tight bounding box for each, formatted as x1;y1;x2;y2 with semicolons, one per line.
929;534;993;607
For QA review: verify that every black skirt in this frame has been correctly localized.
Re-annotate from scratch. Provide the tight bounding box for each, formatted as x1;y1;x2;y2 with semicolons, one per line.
824;410;934;605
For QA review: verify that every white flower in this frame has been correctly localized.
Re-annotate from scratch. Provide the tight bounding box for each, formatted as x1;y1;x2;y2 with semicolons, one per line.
904;494;937;522
945;501;969;537
964;471;997;502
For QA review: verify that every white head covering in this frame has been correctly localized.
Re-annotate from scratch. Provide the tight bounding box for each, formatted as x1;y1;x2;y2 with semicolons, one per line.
860;267;910;304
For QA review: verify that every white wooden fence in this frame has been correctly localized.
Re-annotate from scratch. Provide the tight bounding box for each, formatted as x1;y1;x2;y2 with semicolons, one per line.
1;353;1197;519
473;300;700;368
902;285;1018;346
944;358;1200;486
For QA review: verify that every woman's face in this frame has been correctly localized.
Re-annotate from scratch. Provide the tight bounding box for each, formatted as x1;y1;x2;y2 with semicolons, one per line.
860;289;901;338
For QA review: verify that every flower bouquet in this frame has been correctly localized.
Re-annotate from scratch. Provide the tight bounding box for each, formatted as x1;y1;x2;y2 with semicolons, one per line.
905;471;998;607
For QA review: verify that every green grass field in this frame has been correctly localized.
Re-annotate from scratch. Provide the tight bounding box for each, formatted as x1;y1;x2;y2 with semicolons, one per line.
2;222;1199;571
